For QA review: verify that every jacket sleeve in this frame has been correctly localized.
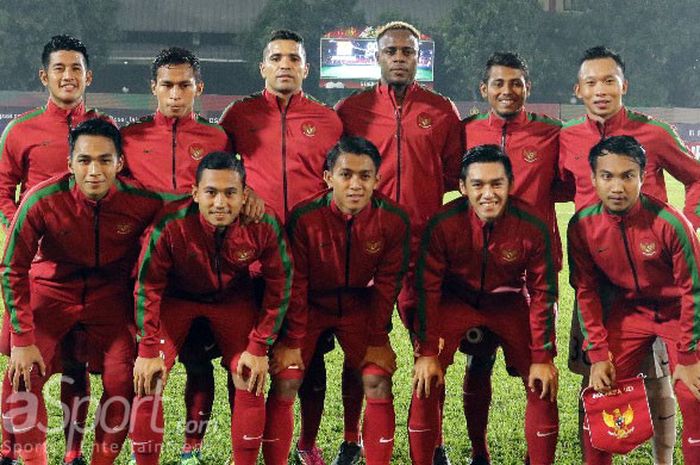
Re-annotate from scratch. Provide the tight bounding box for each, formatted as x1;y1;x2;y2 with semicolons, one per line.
134;218;173;358
0;123;25;230
248;213;294;356
440;102;464;192
1;199;44;346
280;216;309;349
368;212;411;346
664;212;700;365
525;222;558;363
414;218;447;357
567;219;609;363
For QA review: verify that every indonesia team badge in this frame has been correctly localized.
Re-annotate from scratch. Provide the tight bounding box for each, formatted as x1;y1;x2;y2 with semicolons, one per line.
582;376;653;454
417;113;432;129
189;143;205;160
522;147;539;163
639;240;658;257
301;122;317;137
234;248;255;263
364;239;383;254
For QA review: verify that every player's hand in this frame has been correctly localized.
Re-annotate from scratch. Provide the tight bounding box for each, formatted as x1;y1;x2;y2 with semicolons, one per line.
673;360;700;401
589;359;616;393
9;345;46;392
528;362;559;402
269;342;304;375
361;343;397;375
133;356;166;397
242;187;265;223
237;350;269;396
412;355;443;399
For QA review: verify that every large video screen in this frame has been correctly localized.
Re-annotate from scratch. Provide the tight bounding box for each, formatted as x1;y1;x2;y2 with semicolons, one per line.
320;33;434;89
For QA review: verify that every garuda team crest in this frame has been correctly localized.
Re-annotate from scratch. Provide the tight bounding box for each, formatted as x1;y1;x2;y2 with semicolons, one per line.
365;239;383;254
603;404;635;439
417;113;432;129
189;143;205;160
301;122;317;137
234;248;255;262
639;240;657;257
116;223;134;235
522;148;539;163
499;246;519;263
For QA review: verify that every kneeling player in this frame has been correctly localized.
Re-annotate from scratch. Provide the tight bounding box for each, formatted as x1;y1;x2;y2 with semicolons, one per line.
131;152;293;465
286;136;410;465
569;135;700;464
409;145;559;465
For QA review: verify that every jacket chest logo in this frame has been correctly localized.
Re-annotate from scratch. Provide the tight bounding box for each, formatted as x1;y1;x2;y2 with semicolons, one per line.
365;239;384;254
603;405;635;439
499;245;520;263
234;247;255;262
116;223;134;235
301;122;317;137
417;113;432;129
522;148;539;163
189;143;205;160
639;240;657;257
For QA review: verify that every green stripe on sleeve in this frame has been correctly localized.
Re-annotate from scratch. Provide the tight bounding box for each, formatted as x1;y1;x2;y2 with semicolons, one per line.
261;213;294;345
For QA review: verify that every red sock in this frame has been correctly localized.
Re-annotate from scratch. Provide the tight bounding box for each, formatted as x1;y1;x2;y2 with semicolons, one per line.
463;367;491;459
342;364;363;443
262;395;295;465
61;366;90;463
1;376;17;460
363;397;394;465
298;355;326;450
130;395;164;465
434;384;445;447
183;364;215;452
6;372;48;451
675;382;700;465
19;443;46;465
524;389;558;465
231;389;265;465
407;390;439;465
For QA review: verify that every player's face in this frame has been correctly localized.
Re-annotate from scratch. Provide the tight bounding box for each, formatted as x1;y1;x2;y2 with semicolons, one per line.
575;57;628;122
460;162;512;223
591;153;644;214
151;63;203;118
39;50;92;109
69;135;123;201
376;29;418;87
480;65;530;118
193;169;246;228
260;40;309;96
324;152;379;216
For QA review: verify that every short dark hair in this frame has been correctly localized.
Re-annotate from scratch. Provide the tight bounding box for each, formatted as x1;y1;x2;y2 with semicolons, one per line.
263;29;306;59
483;51;530;84
151;47;202;82
589;135;646;172
325;136;382;172
579;46;625;74
69;119;122;159
42;35;89;69
376;21;420;43
195;152;246;186
460;144;514;183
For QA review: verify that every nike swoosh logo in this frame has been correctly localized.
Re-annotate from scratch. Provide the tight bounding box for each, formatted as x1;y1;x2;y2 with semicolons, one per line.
660;359;670;366
262;438;279;442
132;441;152;446
537;431;557;438
689;437;700;445
243;434;263;441
408;427;431;433
659;414;674;421
379;437;394;443
204;343;217;351
197;411;211;416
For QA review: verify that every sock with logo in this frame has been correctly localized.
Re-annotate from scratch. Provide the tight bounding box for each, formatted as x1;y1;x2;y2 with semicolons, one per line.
130;395;164;465
183;362;215;452
675;381;700;464
61;365;90;463
524;388;558;465
463;367;491;459
435;383;445;448
646;375;675;464
363;397;395;465
407;389;439;465
231;389;265;465
342;363;363;443
262;394;295;465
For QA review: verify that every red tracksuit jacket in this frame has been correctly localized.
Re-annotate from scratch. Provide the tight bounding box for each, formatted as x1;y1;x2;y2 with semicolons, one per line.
134;200;293;358
0;173;163;347
464;109;561;228
335;82;463;234
219;90;342;223
286;190;411;347
0;99;112;228
568;194;700;366
560;108;700;228
121;111;232;195
415;197;558;360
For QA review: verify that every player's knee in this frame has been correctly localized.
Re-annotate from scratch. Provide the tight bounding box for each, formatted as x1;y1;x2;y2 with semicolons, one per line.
271;377;302;399
362;374;392;399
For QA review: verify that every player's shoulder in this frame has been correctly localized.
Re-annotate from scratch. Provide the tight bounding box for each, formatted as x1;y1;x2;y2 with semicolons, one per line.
428;197;469;228
569;201;604;227
20;172;73;208
193;114;226;133
289;190;333;225
221;92;264;116
120;114;155;133
639;194;685;224
151;197;198;230
414;83;456;108
526;111;562;129
561;115;587;132
463;112;488;126
85;108;115;124
507;198;550;232
624;108;684;141
370;192;410;224
335;85;377;109
2;106;48;136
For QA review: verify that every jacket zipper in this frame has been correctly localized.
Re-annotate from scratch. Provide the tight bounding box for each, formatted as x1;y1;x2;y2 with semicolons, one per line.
93;203;101;269
500;122;508;150
476;223;493;308
171;119;179;190
336;217;354;316
280;99;292;221
395;107;402;203
214;229;224;292
619;221;641;292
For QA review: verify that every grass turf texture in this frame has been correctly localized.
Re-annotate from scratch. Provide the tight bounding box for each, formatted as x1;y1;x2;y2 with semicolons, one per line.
0;175;687;464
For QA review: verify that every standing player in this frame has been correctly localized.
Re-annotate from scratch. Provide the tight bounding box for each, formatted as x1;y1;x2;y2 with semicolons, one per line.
130;151;293;465
0;35;112;465
219;29;342;465
462;52;561;465
335;21;463;465
569;135;700;465
409;145;559;465
285;136;410;465
560;46;700;464
1;119;163;465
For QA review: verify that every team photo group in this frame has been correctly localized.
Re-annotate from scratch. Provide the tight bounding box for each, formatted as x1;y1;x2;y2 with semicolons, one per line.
0;17;699;465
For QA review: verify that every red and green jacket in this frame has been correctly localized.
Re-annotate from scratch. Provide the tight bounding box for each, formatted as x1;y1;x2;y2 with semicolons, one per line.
121;111;231;195
560;107;700;228
286;190;410;347
568;194;700;366
0;173;163;347
219;90;342;223
0;99;113;229
134;199;293;358
415;197;558;361
336;82;463;236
